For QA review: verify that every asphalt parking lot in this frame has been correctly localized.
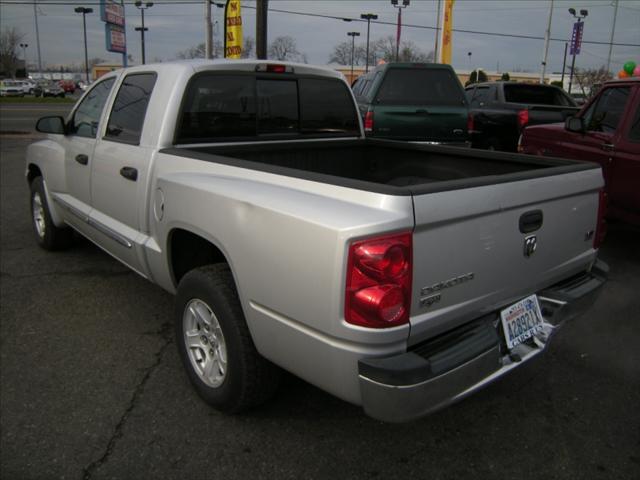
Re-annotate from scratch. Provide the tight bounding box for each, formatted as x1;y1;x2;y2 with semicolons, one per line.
1;131;639;480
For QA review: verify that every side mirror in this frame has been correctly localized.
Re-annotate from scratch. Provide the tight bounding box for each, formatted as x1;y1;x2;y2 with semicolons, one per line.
565;116;584;133
36;116;66;135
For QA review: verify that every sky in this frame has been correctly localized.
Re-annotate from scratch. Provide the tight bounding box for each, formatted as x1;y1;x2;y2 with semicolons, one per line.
1;0;639;74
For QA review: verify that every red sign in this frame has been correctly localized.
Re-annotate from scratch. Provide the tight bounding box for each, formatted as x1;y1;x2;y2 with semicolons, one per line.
101;0;125;27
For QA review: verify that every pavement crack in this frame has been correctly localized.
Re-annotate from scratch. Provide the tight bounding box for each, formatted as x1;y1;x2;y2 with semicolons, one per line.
82;322;173;480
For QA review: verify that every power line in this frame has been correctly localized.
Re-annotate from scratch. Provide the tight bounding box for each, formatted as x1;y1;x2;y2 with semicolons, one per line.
1;0;638;47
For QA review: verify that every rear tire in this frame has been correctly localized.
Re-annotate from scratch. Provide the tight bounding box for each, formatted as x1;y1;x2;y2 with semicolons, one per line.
175;264;280;413
30;177;74;251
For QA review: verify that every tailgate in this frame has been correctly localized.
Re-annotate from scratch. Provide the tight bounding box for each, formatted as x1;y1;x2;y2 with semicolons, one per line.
409;166;603;344
373;105;468;142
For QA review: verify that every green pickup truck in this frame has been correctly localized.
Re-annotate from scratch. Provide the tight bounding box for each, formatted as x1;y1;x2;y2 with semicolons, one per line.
351;63;470;146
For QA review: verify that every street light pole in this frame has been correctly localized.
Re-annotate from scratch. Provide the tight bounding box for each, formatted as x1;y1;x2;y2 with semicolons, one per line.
391;0;410;63
360;13;378;73
347;31;360;83
567;8;588;94
19;43;28;71
74;7;93;84
135;1;154;65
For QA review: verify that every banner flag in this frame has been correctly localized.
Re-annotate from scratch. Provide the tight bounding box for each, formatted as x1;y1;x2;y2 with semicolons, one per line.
224;0;243;59
440;0;455;64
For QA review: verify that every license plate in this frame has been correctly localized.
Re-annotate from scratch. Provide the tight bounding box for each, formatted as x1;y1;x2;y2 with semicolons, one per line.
500;294;544;350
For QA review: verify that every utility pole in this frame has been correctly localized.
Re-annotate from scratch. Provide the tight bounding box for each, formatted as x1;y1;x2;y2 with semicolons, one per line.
347;31;360;82
33;1;42;72
205;0;213;59
434;0;442;63
606;0;619;73
256;0;269;59
560;42;568;87
74;7;93;83
360;13;378;72
135;1;154;65
539;0;553;83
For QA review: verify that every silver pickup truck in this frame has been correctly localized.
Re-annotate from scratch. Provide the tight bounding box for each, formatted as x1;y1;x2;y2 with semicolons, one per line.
26;60;607;422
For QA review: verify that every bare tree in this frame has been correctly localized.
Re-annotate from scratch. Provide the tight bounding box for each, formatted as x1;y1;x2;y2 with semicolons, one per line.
176;36;255;60
241;36;255;59
574;66;613;96
0;27;24;77
268;36;303;62
328;41;367;66
370;36;433;64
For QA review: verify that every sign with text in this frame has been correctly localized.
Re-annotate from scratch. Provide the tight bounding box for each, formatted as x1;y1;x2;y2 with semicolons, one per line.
105;24;126;53
224;0;243;59
570;21;584;55
101;0;125;26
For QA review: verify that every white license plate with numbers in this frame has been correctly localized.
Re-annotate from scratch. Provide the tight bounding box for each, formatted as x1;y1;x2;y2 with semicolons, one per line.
500;294;544;350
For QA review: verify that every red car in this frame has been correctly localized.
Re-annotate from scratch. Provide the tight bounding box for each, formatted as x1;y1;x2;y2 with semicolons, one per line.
520;78;640;225
58;80;76;94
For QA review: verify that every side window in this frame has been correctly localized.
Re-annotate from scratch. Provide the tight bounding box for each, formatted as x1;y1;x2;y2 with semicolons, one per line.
583;87;630;134
105;73;157;144
628;103;640;143
68;78;115;138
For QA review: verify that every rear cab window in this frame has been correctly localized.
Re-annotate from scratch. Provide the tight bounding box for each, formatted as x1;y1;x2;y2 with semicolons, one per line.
503;85;575;106
175;73;359;143
375;68;466;106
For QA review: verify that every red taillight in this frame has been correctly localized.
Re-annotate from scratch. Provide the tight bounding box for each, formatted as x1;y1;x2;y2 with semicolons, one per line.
345;232;412;328
517;109;529;129
364;111;374;132
467;113;475;133
594;189;608;249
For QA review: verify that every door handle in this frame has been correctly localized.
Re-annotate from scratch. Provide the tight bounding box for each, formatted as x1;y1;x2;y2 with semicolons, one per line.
119;166;138;182
75;154;89;165
601;143;615;152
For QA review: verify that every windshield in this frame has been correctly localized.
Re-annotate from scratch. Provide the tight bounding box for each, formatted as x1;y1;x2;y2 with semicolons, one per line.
375;68;466;106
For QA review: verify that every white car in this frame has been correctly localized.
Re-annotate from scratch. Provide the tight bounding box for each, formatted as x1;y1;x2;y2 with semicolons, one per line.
16;80;37;95
0;80;25;97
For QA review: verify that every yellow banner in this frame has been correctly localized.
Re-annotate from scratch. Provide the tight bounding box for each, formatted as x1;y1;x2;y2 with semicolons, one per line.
441;0;455;64
224;0;243;59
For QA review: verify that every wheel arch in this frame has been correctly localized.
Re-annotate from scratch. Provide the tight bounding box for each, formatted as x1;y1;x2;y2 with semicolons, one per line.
167;227;232;288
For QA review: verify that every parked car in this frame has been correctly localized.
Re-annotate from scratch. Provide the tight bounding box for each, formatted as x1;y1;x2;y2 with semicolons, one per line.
59;79;76;94
27;60;607;422
520;78;640;225
466;82;579;151
11;79;36;95
352;63;470;145
0;80;25;97
34;81;65;98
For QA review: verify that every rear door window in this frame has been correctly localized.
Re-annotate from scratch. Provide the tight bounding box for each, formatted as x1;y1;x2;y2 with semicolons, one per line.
466;86;492;107
105;73;157;144
375;68;465;106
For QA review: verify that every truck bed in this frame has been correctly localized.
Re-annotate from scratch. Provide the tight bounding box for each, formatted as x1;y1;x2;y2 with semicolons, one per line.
164;138;597;195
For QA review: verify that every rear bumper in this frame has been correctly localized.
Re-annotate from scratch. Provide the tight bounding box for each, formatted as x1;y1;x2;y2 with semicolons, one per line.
358;259;608;423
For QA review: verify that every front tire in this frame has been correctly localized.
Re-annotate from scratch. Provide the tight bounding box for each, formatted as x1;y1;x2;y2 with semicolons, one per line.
175;264;280;413
30;177;74;250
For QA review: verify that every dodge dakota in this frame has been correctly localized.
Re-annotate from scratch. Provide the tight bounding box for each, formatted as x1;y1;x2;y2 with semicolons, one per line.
26;60;607;422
